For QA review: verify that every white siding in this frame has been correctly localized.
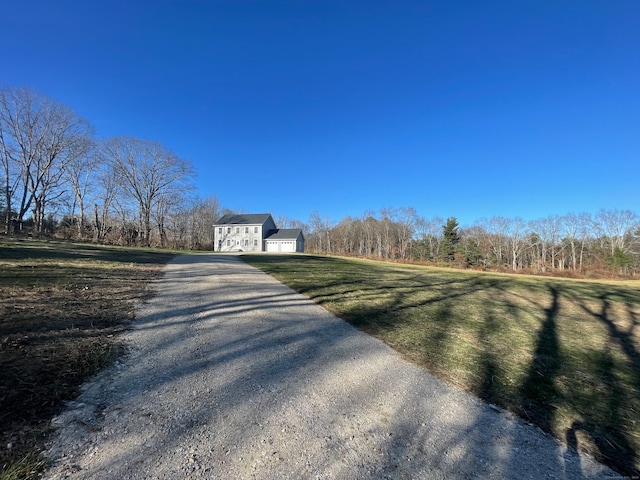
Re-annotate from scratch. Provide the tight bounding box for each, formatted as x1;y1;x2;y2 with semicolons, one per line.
214;223;265;252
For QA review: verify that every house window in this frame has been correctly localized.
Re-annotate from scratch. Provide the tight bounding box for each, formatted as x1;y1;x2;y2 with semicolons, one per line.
218;227;222;234
254;239;258;246
227;227;231;234
245;227;249;233
244;239;248;247
236;227;239;233
254;226;258;233
226;239;231;246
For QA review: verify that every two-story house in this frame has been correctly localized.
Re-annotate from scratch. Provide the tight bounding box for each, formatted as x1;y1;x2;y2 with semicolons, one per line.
213;213;305;253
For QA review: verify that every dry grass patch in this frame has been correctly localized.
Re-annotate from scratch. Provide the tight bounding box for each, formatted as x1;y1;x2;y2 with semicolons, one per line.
0;238;174;479
243;254;640;476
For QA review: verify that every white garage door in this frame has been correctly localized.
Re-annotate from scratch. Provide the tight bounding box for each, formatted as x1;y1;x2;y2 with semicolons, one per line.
266;241;296;252
280;241;296;253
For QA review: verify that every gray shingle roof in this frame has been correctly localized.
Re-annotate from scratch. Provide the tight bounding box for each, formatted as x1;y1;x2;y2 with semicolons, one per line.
264;229;304;240
215;213;273;225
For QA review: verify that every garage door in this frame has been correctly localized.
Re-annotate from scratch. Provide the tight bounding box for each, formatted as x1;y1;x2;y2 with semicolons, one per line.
266;241;279;252
280;241;296;253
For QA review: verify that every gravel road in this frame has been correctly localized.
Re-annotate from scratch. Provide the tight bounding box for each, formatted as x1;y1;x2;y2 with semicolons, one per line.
44;254;617;479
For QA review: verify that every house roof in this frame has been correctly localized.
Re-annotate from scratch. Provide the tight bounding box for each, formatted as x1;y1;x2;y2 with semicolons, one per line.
215;213;273;225
265;229;304;240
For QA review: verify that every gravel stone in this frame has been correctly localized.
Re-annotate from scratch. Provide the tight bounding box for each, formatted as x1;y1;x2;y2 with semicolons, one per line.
43;254;616;479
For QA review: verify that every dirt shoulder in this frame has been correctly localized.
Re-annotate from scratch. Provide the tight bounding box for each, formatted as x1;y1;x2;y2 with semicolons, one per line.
0;240;173;478
43;254;616;479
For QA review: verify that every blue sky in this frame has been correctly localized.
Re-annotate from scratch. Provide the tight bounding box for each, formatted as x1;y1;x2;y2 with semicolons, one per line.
2;1;638;226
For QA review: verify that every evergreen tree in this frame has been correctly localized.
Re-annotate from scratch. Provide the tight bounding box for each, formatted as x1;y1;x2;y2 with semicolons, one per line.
441;217;460;262
609;247;631;272
462;237;482;267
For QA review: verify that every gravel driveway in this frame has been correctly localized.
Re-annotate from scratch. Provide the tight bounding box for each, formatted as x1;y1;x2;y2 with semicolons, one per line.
44;254;616;479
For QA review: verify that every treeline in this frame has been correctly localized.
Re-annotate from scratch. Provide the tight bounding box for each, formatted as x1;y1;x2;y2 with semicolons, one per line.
0;86;225;249
3;86;639;277
304;208;640;277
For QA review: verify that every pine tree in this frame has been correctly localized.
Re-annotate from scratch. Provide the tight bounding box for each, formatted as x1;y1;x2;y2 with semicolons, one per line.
441;217;460;262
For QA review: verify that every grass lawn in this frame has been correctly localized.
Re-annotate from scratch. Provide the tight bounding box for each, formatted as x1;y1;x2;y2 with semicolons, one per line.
243;254;640;476
0;238;175;480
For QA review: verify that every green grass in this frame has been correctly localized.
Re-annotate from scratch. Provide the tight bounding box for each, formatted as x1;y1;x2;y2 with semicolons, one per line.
242;254;640;476
0;238;175;479
0;454;47;480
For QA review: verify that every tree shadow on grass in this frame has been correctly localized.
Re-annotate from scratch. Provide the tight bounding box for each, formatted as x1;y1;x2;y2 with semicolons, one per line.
565;344;637;476
565;295;640;476
244;254;640;475
518;286;562;433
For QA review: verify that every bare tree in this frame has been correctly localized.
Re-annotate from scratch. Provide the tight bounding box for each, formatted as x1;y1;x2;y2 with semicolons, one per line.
0;115;17;233
529;215;565;272
101;136;194;246
91;163;120;243
65;146;98;239
153;191;181;248
361;212;378;257
563;212;592;272
0;86;93;234
0;87;25;233
395;207;418;261
506;217;528;271
379;207;397;260
189;195;222;250
414;215;443;262
276;215;295;229
165;195;222;250
480;216;509;266
595;209;640;256
308;211;334;253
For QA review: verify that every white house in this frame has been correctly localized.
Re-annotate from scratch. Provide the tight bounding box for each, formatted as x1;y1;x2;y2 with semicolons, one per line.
213;213;305;253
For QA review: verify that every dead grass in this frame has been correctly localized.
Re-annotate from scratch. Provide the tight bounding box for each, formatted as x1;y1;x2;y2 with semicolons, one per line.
243;253;640;476
0;238;175;479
